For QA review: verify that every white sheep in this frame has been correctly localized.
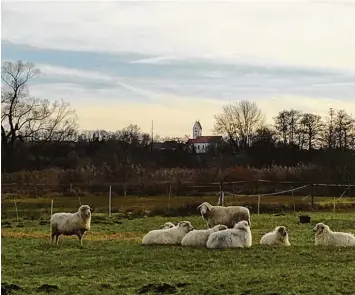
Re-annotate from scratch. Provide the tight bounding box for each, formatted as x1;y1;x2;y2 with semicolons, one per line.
197;202;251;228
313;222;355;247
260;226;291;246
50;204;92;248
206;220;252;249
161;222;176;229
142;221;194;245
181;224;228;247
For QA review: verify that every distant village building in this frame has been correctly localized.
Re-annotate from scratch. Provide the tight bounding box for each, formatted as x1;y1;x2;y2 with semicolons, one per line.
187;120;222;153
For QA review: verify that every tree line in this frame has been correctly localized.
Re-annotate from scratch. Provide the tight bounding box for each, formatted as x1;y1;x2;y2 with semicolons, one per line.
2;60;355;175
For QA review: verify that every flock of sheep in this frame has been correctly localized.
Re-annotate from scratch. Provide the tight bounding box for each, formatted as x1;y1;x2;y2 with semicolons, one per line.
49;202;355;249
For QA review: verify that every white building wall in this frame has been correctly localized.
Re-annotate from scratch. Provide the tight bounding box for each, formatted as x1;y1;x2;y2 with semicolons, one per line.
193;143;209;153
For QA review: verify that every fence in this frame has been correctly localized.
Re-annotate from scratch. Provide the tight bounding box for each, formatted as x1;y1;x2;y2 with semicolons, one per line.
2;180;355;221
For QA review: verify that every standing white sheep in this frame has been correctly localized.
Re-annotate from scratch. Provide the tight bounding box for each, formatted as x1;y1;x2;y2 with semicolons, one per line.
161;222;176;229
142;221;194;245
197;202;251;228
313;222;355;247
181;224;228;247
206;220;252;249
260;226;291;246
50;204;92;248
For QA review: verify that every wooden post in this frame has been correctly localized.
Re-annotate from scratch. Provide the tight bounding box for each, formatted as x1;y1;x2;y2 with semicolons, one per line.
109;185;112;217
257;195;261;215
333;197;336;214
291;186;296;215
50;200;54;217
50;200;54;235
168;184;172;209
14;199;19;223
218;181;225;206
123;183;127;197
310;184;315;209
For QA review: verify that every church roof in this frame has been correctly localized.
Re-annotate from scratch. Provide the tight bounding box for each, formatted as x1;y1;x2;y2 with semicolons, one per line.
194;120;202;129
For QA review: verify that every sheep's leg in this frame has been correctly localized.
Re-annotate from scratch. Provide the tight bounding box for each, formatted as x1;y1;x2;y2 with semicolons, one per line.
76;233;84;248
55;234;60;245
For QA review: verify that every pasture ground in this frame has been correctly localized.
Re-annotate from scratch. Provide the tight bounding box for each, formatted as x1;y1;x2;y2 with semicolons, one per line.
1;209;355;295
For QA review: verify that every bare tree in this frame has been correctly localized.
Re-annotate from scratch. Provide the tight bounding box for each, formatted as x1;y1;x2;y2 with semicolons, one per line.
214;100;264;148
299;113;323;150
288;109;302;144
2;61;78;144
273;109;302;146
321;108;336;149
274;110;290;145
1;60;78;170
333;109;354;149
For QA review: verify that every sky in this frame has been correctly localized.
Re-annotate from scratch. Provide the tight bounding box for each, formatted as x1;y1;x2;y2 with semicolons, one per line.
1;0;355;138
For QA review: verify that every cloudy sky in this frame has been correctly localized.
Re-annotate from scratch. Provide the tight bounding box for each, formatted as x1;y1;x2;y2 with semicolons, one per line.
1;0;355;137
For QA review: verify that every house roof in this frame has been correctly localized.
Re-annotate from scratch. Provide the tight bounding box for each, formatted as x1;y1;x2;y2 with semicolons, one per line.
188;136;222;144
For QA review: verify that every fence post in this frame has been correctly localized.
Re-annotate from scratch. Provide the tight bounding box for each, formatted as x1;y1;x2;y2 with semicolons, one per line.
310;184;315;209
168;184;172;209
13;198;19;223
109;185;112;217
50;200;54;237
218;181;225;206
50;199;54;217
257;195;261;215
291;185;296;215
333;197;336;214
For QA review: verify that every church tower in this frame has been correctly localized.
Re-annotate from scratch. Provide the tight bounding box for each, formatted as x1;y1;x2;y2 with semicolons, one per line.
193;120;202;139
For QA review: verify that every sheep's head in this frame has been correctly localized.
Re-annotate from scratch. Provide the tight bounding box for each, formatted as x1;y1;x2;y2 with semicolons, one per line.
234;220;249;231
79;205;92;218
276;226;288;237
313;222;329;234
178;221;194;232
212;224;228;231
161;222;175;229
197;202;212;218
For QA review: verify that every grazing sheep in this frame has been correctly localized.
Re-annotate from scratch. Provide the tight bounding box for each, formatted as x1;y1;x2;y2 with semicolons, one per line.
197;202;251;228
161;222;176;229
142;221;194;245
50;205;92;248
181;224;228;247
260;226;291;246
206;220;252;249
313;222;355;247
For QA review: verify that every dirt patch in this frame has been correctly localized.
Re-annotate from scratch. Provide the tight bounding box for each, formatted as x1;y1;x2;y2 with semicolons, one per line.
1;283;23;295
1;221;12;228
37;284;59;292
138;283;190;294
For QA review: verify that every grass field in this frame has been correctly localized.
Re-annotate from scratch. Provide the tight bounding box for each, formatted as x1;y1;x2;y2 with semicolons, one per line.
2;208;355;295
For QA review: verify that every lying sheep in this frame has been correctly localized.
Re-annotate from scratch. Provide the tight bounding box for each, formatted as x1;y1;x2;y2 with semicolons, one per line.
260;226;291;246
50;204;92;248
181;224;228;247
142;221;194;245
206;220;252;249
161;222;176;229
313;222;355;247
197;202;251;228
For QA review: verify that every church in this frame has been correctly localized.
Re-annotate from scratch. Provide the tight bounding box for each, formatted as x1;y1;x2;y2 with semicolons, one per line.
187;120;222;153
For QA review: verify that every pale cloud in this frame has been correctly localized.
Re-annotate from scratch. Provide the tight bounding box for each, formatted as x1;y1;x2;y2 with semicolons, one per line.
2;1;355;70
2;1;355;137
28;73;355;138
